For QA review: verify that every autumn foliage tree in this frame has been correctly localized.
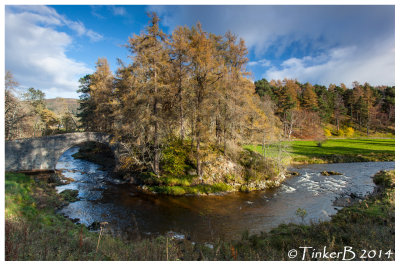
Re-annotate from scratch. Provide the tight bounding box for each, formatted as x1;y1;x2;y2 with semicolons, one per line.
5;71;28;140
77;13;278;178
90;58;115;133
302;83;318;111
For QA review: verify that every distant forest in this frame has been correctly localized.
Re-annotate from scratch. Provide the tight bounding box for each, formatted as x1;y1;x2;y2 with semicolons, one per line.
254;78;395;139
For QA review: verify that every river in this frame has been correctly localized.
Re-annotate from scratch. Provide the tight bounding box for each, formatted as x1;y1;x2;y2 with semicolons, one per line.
55;146;394;242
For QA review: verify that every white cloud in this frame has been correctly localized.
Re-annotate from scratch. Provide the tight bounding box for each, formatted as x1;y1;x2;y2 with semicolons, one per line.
248;59;271;67
91;6;105;19
264;39;395;87
90;6;127;19
7;6;103;42
5;7;94;98
86;29;104;42
110;6;127;16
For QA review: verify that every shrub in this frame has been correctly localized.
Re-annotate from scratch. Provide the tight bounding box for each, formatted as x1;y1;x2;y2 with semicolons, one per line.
324;128;332;137
373;170;395;188
337;129;344;137
344;127;354;137
161;138;191;177
295;208;307;223
240;150;279;182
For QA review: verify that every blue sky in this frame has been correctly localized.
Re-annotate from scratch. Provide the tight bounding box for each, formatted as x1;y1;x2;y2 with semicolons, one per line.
5;5;395;98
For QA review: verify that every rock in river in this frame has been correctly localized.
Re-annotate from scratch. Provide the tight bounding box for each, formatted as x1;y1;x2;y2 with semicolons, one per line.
320;171;343;176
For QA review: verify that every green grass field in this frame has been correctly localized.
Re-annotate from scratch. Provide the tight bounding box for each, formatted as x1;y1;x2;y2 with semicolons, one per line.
244;138;395;164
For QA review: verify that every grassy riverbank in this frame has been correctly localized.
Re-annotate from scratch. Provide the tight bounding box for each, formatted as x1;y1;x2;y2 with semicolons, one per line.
245;138;395;164
5;170;394;260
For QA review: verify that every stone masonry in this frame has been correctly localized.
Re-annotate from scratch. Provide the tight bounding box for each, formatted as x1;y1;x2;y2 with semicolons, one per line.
5;132;122;172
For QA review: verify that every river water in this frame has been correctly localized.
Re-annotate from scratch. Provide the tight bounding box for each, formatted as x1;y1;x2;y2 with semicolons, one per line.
55;146;394;242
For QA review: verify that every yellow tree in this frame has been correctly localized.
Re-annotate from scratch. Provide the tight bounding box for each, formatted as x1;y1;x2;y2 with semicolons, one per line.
90;58;115;132
187;22;224;176
302;83;318;110
216;31;250;151
125;12;170;176
40;108;60;134
284;78;301;109
168;26;191;140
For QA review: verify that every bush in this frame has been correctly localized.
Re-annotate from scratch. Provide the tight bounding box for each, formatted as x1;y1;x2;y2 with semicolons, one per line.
161;138;192;177
337;129;344;137
240;150;279;182
373;170;395;188
344;127;354;137
324;128;332;137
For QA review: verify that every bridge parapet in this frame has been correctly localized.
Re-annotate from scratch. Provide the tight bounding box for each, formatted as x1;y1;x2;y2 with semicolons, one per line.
5;132;122;172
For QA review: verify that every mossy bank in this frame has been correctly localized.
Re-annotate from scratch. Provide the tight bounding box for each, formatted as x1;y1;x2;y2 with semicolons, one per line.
76;139;287;196
136;148;286;196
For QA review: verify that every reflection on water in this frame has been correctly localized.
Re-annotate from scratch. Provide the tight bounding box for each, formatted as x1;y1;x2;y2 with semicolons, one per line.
56;146;394;242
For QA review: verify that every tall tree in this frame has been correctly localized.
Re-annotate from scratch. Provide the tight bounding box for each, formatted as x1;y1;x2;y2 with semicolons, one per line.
302;83;318;111
362;83;374;135
5;71;27;140
255;78;275;101
217;31;250;151
90;58;115;132
77;74;96;131
284;79;301;109
273;81;297;138
169;26;191;140
186;22;224;176
23;88;46;136
125;12;171;176
329;84;346;131
381;86;395;124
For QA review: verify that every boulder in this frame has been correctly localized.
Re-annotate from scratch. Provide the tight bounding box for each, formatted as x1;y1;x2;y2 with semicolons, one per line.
320;170;343;176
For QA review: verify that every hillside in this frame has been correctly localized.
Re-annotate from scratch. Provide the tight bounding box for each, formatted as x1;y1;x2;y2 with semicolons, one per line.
45;98;79;115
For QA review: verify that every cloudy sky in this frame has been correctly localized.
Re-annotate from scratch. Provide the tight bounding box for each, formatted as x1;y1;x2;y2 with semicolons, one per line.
5;5;395;99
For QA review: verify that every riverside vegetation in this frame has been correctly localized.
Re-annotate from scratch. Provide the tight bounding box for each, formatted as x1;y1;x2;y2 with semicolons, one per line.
5;170;394;260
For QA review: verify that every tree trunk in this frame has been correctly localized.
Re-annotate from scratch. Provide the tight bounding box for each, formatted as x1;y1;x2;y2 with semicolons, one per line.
350;105;353;123
153;69;160;176
215;116;221;145
336;116;339;132
223;128;227;155
178;64;185;140
195;81;204;177
196;135;201;177
180;99;184;140
262;133;266;160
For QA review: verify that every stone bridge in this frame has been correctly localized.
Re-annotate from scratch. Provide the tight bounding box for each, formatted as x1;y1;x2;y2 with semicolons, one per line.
5;132;124;172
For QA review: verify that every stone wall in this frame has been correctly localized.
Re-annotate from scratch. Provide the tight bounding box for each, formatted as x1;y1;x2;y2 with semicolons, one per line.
5;132;121;172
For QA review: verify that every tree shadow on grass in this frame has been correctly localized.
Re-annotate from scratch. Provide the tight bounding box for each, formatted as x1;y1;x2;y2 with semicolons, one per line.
289;144;394;158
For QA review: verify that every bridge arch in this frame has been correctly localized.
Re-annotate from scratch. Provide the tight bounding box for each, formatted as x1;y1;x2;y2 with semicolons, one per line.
5;132;123;172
